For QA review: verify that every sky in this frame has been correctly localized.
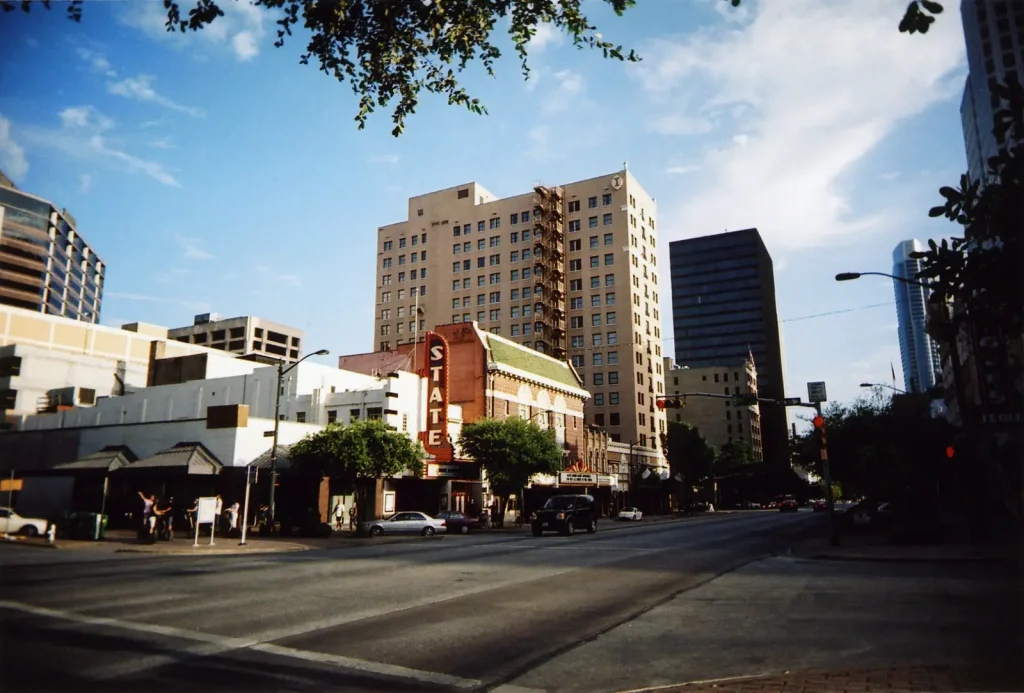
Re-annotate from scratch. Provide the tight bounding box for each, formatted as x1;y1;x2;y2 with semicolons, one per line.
0;0;969;415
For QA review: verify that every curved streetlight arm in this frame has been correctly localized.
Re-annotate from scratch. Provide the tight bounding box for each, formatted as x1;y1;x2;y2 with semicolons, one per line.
835;271;931;290
281;348;331;377
859;382;908;394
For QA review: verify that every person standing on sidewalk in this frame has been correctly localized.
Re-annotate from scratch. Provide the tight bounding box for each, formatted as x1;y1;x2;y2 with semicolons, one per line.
349;504;357;532
333;500;346;531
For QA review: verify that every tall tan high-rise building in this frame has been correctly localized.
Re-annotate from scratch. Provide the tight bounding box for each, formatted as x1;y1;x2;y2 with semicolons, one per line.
372;169;668;451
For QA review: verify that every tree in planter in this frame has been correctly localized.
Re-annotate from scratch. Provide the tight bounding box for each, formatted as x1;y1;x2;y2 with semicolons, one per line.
8;0;944;136
660;421;716;511
289;419;425;528
457;417;562;526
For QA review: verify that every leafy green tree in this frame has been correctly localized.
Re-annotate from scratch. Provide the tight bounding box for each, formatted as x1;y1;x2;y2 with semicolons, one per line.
717;439;757;474
458;417;562;522
7;0;943;136
661;421;716;509
289;419;425;523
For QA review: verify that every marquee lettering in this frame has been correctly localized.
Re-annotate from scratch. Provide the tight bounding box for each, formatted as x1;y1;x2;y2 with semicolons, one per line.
420;331;452;463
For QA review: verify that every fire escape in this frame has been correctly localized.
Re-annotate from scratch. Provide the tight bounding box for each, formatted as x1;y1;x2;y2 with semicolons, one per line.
531;185;567;360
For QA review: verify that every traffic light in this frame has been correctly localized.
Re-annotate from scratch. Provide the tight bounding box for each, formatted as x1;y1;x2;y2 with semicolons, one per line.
813;415;827;451
731;393;758;407
946;445;955;459
656;396;685;409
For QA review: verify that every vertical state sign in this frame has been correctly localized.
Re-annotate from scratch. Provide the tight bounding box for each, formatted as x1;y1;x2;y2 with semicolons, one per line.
420;331;452;462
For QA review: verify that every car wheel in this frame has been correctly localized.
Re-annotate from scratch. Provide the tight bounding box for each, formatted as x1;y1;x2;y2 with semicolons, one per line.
565;522;575;536
369;526;384;537
21;525;38;537
459;525;469;534
587;519;597;533
422;526;436;537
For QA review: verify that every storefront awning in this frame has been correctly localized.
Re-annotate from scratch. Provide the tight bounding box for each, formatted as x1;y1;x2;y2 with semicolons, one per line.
118;442;222;475
51;445;137;473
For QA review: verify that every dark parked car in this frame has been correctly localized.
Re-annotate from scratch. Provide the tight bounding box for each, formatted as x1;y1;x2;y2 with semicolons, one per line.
813;500;827;512
434;510;483;534
779;499;798;513
531;494;597;536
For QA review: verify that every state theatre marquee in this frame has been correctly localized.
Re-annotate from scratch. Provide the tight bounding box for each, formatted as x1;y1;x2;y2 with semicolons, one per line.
558;472;617;488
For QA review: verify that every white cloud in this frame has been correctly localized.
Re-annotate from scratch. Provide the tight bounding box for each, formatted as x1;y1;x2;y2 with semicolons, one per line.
105;291;210;313
634;0;966;250
665;164;700;175
79;173;93;193
174;234;214;260
59;105;114;131
277;274;301;287
108;75;205;118
121;0;274;62
880;171;901;181
540;69;587;114
0;115;28;181
648;114;714;135
368;154;400;164
148;137;178;150
76;47;117;76
527;125;550;162
528;22;563;53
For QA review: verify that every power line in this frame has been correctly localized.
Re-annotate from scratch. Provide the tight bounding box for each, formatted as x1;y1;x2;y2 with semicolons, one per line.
779;302;892;323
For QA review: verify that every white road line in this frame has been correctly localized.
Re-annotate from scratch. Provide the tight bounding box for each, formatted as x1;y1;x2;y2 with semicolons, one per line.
251;643;482;690
491;685;548;693
75;592;188;613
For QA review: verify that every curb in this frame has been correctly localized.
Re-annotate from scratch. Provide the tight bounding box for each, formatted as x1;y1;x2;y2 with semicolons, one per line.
0;537;58;550
115;543;310;556
805;552;1006;564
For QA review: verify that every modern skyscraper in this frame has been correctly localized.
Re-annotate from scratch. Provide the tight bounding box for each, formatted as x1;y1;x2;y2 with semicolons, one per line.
668;229;788;467
960;0;1023;184
892;240;942;394
372;169;668;451
0;173;104;323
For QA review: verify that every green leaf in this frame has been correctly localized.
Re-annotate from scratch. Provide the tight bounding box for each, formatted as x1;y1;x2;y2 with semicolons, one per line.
920;0;944;14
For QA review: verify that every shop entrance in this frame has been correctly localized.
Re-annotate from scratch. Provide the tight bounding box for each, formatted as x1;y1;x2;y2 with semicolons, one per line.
451;491;467;513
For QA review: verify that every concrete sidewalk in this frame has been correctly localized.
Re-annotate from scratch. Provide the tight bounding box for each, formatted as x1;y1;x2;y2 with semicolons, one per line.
790;533;1017;564
621;664;1022;693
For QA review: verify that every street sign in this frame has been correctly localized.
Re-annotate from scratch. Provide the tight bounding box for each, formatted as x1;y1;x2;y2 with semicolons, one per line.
263;430;275;437
0;479;23;492
807;381;828;403
782;397;802;406
247;466;259;484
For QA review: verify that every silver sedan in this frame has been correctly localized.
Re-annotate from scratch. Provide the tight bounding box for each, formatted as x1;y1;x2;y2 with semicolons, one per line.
368;511;447;537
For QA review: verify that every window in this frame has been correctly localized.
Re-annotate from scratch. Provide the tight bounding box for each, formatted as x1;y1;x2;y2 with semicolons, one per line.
411;235;418;246
380;324;390;335
477;257;486;268
522;210;531;223
592;334;603;346
399;238;407;248
607;331;618;345
383;241;393;251
590;276;600;289
605;274;615;286
511;213;519;225
327;410;338;424
382;274;392;285
568;219;581;232
588;216;599;228
489;309;501;321
463;223;472;234
382;257;392;268
522;248;532;260
523;267;532;279
490;235;500;247
602;193;612;205
594;394;604;406
458;188;469;199
589;235;598;248
569;279;582;291
604;233;614;245
511;306;520;318
568;200;581;212
523;323;532;334
511;288;520;300
511;269;520;281
398;255;406;265
381;308;391;320
606;311;616;324
478;221;486;232
593;353;603;365
569;259;582;272
489;272;500;284
572;355;584;367
462;277;471;289
603;213;613;225
490;217;501;229
608;351;618;365
609;392;619;405
511;250;520;262
453;243;461;254
511;325;520;336
398;271;406;282
381;291;391;302
571;335;584;348
410;268;417;279
604;253;614;266
522;229;531;241
593;373;604;386
478;310;486;322
610;411;620;425
590;256;599;268
489;291;501;303
590;295;601;308
571;316;583;328
569;239;581;251
605;292;616;305
489;254;500;266
588;196;597;208
523;287;532;298
608;371;618;385
477;294;486;306
477;239;486;251
570;297;583;310
591;313;602;327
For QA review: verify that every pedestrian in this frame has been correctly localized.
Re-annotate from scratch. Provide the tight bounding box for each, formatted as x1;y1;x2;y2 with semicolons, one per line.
137;491;156;541
333;500;346;531
214;494;224;532
227;500;240;534
348;504;357;531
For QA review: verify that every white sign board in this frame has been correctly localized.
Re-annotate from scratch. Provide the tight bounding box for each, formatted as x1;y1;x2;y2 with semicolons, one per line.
807;381;828;403
196;497;219;525
559;472;599;486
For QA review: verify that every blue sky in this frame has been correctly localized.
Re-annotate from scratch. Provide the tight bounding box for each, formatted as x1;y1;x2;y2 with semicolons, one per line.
0;0;968;412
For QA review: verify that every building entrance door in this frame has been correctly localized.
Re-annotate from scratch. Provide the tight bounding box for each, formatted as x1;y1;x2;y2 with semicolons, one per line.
452;492;466;513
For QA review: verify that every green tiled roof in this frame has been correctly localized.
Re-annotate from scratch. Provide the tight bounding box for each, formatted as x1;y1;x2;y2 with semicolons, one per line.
485;334;582;390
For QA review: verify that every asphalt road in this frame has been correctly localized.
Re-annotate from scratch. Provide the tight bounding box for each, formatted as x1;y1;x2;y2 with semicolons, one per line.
0;511;1015;693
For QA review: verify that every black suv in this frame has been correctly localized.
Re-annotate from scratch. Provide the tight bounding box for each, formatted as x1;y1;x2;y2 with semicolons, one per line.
531;495;597;536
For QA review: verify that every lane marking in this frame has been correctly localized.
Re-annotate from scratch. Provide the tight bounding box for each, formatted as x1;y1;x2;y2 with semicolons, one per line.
251;643;482;690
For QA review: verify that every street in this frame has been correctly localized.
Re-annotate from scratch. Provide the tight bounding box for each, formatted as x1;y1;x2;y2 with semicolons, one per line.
0;511;1017;693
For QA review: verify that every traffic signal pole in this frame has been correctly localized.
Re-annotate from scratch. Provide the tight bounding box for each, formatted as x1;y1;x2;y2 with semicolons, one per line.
813;401;839;546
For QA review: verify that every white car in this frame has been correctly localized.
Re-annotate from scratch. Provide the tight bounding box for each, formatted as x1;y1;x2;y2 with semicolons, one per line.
0;507;49;537
368;511;447;537
618;507;643;521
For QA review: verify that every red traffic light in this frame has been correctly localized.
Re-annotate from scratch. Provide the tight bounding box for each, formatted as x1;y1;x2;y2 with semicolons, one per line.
656;399;666;410
946;446;955;459
812;415;824;429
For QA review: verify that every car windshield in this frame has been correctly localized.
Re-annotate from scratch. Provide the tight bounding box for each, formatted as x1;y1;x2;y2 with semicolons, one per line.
544;497;577;510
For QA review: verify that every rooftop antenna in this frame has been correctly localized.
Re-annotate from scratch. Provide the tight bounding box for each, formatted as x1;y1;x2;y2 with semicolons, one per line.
623;160;628;171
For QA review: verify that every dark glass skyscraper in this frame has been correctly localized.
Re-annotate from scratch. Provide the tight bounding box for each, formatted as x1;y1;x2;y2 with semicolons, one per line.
960;0;1023;185
668;228;789;467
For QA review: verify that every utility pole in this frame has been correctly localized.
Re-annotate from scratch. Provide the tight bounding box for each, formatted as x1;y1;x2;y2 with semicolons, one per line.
813;402;839;546
267;360;283;529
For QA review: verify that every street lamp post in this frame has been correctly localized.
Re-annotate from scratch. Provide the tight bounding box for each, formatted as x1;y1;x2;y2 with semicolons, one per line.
266;348;330;531
860;382;908;395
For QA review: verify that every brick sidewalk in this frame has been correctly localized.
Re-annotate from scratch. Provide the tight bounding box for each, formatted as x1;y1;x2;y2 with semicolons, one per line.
625;664;1022;693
